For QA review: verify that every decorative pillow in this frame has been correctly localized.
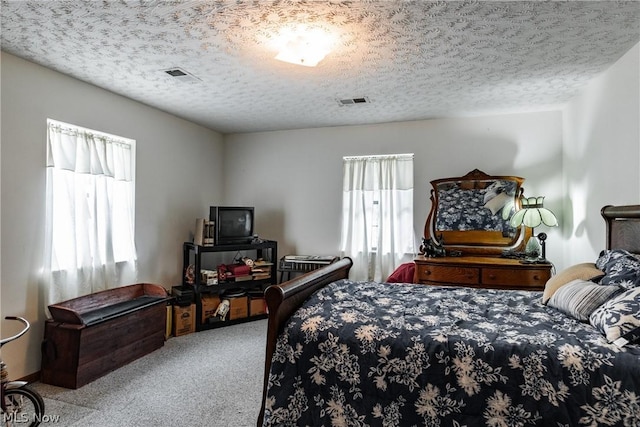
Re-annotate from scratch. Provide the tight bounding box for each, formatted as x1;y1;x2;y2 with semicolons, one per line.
483;192;510;216
596;249;640;289
547;279;623;322
541;263;604;305
590;287;640;347
386;262;415;283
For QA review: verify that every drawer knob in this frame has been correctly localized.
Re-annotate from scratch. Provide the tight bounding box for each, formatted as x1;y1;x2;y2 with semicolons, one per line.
424;270;432;276
533;275;540;280
488;274;496;279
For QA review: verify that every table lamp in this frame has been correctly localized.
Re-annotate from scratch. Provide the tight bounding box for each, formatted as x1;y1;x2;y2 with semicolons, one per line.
509;196;558;262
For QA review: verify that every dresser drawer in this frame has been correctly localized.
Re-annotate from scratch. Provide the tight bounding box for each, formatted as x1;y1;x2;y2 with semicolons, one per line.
416;264;480;285
482;267;550;288
414;256;553;290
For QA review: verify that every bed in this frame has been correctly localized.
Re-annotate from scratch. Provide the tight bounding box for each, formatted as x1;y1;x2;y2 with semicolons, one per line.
258;205;640;426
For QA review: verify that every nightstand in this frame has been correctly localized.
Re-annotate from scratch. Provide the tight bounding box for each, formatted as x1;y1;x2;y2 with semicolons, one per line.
413;256;552;291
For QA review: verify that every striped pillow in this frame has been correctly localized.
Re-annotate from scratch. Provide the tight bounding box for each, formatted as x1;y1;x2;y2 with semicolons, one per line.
541;262;604;305
548;279;623;322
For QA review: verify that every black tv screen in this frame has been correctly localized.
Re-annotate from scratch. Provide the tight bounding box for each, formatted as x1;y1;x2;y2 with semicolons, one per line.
210;206;254;244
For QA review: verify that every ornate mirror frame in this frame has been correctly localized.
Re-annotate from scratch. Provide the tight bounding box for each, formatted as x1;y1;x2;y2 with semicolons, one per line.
423;169;530;256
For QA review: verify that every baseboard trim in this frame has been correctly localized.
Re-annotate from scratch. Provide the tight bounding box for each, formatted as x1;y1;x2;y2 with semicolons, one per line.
19;371;41;383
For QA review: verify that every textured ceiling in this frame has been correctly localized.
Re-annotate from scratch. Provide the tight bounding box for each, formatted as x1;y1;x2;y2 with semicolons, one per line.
2;1;639;134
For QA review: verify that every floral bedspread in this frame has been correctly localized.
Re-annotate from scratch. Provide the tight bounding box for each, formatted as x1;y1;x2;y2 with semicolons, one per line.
262;279;640;427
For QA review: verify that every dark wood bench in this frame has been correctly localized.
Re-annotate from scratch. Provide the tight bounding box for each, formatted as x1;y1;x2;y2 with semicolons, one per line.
41;283;169;389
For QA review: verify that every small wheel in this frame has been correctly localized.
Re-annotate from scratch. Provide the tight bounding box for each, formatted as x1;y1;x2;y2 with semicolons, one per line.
2;385;45;427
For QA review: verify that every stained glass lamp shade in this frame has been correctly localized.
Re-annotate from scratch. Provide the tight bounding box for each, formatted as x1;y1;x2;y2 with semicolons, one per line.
510;196;558;261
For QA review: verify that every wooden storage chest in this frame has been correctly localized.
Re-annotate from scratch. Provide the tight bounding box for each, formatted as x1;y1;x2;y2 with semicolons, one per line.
41;283;169;389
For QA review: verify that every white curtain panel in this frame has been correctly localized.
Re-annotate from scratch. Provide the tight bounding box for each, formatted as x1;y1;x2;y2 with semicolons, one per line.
340;154;415;282
44;120;138;308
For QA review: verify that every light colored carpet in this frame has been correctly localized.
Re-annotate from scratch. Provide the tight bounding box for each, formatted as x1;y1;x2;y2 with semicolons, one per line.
32;319;268;427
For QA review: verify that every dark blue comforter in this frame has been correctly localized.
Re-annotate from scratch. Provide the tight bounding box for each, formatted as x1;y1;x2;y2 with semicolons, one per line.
262;279;640;426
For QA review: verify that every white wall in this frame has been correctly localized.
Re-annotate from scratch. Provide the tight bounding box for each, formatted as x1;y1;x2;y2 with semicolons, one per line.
1;52;225;379
224;111;564;267
562;43;640;266
225;43;640;279
2;41;638;380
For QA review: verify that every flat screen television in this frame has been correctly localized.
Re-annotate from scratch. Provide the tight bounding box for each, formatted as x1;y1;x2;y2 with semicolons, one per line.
209;206;255;245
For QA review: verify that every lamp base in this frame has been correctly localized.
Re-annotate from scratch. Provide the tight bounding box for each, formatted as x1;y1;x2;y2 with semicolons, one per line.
520;257;551;265
525;236;541;258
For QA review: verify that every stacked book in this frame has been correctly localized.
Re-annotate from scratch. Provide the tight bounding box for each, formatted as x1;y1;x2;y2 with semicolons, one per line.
194;218;215;246
252;259;273;280
228;264;252;282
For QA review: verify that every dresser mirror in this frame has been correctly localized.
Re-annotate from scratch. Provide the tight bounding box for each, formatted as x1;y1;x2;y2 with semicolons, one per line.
423;169;529;255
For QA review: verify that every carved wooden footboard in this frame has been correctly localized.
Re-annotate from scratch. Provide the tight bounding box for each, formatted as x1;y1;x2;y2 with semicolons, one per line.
258;257;353;426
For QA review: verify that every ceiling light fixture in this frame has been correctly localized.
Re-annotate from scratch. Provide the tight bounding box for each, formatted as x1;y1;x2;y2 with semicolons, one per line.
274;25;334;67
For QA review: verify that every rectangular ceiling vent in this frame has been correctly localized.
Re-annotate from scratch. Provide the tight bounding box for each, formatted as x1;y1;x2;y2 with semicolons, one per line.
337;96;370;106
161;67;202;83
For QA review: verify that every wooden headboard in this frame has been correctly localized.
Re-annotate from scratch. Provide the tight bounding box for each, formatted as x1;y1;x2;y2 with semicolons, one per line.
601;205;640;253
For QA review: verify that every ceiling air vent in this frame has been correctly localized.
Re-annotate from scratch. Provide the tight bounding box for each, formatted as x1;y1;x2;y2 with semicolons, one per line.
161;67;201;83
337;96;370;106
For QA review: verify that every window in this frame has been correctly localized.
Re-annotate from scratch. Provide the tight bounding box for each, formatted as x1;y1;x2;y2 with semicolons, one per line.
44;119;137;305
340;154;416;281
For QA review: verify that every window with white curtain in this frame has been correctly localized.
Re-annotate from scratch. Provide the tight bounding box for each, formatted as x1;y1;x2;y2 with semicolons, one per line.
44;119;138;306
340;153;416;282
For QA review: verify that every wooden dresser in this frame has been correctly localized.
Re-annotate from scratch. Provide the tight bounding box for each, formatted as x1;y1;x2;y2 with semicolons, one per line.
414;256;552;291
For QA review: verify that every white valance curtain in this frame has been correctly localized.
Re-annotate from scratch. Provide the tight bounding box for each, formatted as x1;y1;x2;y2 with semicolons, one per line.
340;154;416;282
44;120;138;307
